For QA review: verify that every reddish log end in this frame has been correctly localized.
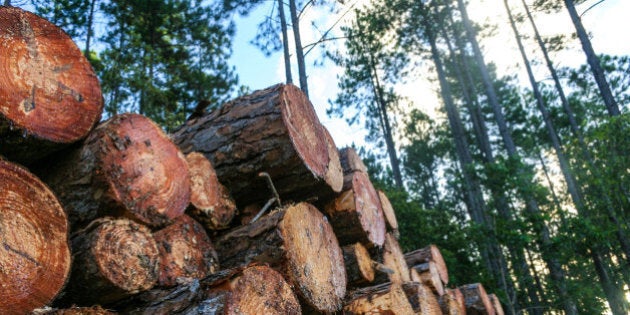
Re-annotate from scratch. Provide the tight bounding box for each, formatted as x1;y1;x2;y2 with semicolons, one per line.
405;244;449;285
343;242;375;287
377;190;399;235
339;147;368;175
374;232;411;284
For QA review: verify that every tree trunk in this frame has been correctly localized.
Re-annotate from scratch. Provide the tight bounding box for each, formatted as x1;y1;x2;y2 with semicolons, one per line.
377;190;400;237
460;283;495;315
0;160;71;314
61;217;159;306
402;282;442;315
288;0;308;97
214;202;346;312
489;294;505;315
405;244;449;285
325;170;386;248
344;282;414;314
3;0;10;6
563;0;620;116
410;262;445;296
343;242;376;287
277;0;293;84
373;233;411;284
185;152;236;230
172;84;341;208
153;215;219;287
0;6;103;164
84;0;96;57
43;113;190;229
439;288;466;315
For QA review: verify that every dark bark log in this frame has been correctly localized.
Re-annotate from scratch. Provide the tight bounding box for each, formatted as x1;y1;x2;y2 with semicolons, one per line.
339;147;368;175
343;242;375;287
325;171;386;248
460;283;495;315
172;84;341;208
0;6;102;164
410;262;445;296
405;245;449;285
214;202;346;312
185;152;236;230
0;160;71;314
377;190;399;237
374;233;410;285
153;215;219;287
402;282;442;315
43;113;190;229
439;288;466;315
61;217;159;306
344;282;414;314
489;294;504;315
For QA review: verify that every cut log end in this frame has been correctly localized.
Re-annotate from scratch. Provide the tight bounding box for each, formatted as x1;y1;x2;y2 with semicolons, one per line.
322;126;343;193
411;261;445;296
376;232;411;284
460;283;495;315
343;242;375;287
488;294;505;315
439;288;466;315
402;282;442;315
344;282;414;314
339;147;368;175
377;190;399;232
0;160;71;314
405;244;449;285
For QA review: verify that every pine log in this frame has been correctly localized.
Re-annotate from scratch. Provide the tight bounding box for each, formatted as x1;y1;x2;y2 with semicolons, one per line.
339;147;368;175
378;190;399;237
374;232;411;284
488;294;504;315
343;282;414;314
172;83;342;207
439;288;466;315
153;215;219;287
116;266;301;315
61;217;159;306
460;283;495;315
402;282;442;315
0;160;71;314
343;242;375;287
214;202;346;312
325;170;386;247
0;7;102;164
185;152;236;230
312;126;344;206
410;261;445;296
42;113;190;229
404;244;449;285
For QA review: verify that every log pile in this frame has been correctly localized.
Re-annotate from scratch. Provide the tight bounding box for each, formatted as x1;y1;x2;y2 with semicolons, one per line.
1;6;509;315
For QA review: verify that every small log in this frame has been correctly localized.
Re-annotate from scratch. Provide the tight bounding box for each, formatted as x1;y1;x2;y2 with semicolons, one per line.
172;83;342;207
378;190;399;237
0;7;102;164
402;282;442;315
374;232;411;284
339;147;368;175
404;244;449;285
410;261;445;296
343;282;414;314
343;242;375;287
488;294;505;315
214;202;346;312
153;215;219;287
185;152;236;230
0;160;71;314
61;217;159;306
439;288;466;315
42;113;190;229
459;283;495;315
325;171;386;247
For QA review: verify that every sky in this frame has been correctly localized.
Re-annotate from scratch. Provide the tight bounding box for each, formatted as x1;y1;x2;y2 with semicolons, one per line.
228;0;630;150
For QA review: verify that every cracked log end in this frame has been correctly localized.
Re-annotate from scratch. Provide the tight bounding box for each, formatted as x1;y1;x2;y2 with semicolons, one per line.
0;160;70;314
0;7;102;163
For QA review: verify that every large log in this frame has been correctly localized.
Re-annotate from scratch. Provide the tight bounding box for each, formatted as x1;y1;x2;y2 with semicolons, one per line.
116;266;301;315
0;7;102;164
172;83;342;207
439;288;466;315
0;160;71;314
153;214;219;287
374;232;411;284
402;282;442;315
410;261;445;296
404;244;449;285
325;170;386;247
214;202;346;312
343;242;375;287
43;113;190;229
185;152;236;230
460;283;495;315
343;282;414;314
488;294;505;315
60;217;159;306
378;190;400;237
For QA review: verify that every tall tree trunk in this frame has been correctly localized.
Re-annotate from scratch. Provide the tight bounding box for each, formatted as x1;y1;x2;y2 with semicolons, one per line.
563;0;620;116
3;0;10;6
278;0;292;84
84;0;96;57
288;0;308;97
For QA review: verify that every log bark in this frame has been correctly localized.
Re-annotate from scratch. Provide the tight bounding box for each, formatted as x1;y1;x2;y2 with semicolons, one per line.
378;190;399;237
339;147;368;175
0;160;71;314
402;282;442;315
460;283;495;315
343;242;375;287
153;214;219;287
439;288;466;315
374;232;411;284
185;152;236;230
410;261;445;296
214;202;346;312
343;282;414;314
43;113;190;229
405;244;449;285
172;83;342;207
325;171;386;247
33;306;114;315
0;6;102;164
488;294;504;315
61;217;159;306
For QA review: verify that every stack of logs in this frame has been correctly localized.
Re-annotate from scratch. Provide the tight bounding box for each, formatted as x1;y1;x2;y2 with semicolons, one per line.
0;6;505;315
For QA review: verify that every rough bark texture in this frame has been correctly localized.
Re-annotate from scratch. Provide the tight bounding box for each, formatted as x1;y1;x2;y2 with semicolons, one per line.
403;282;442;315
214;202;346;312
339;147;368;175
61;217;159;306
405;244;449;285
343;242;375;287
325;171;386;248
343;282;414;314
374;233;411;284
172;83;341;207
43;113;190;229
411;262;445;296
439;288;466;315
153;215;219;287
460;283;495;315
0;160;71;314
0;6;103;164
489;294;504;315
185;152;236;230
378;190;399;237
33;306;115;315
